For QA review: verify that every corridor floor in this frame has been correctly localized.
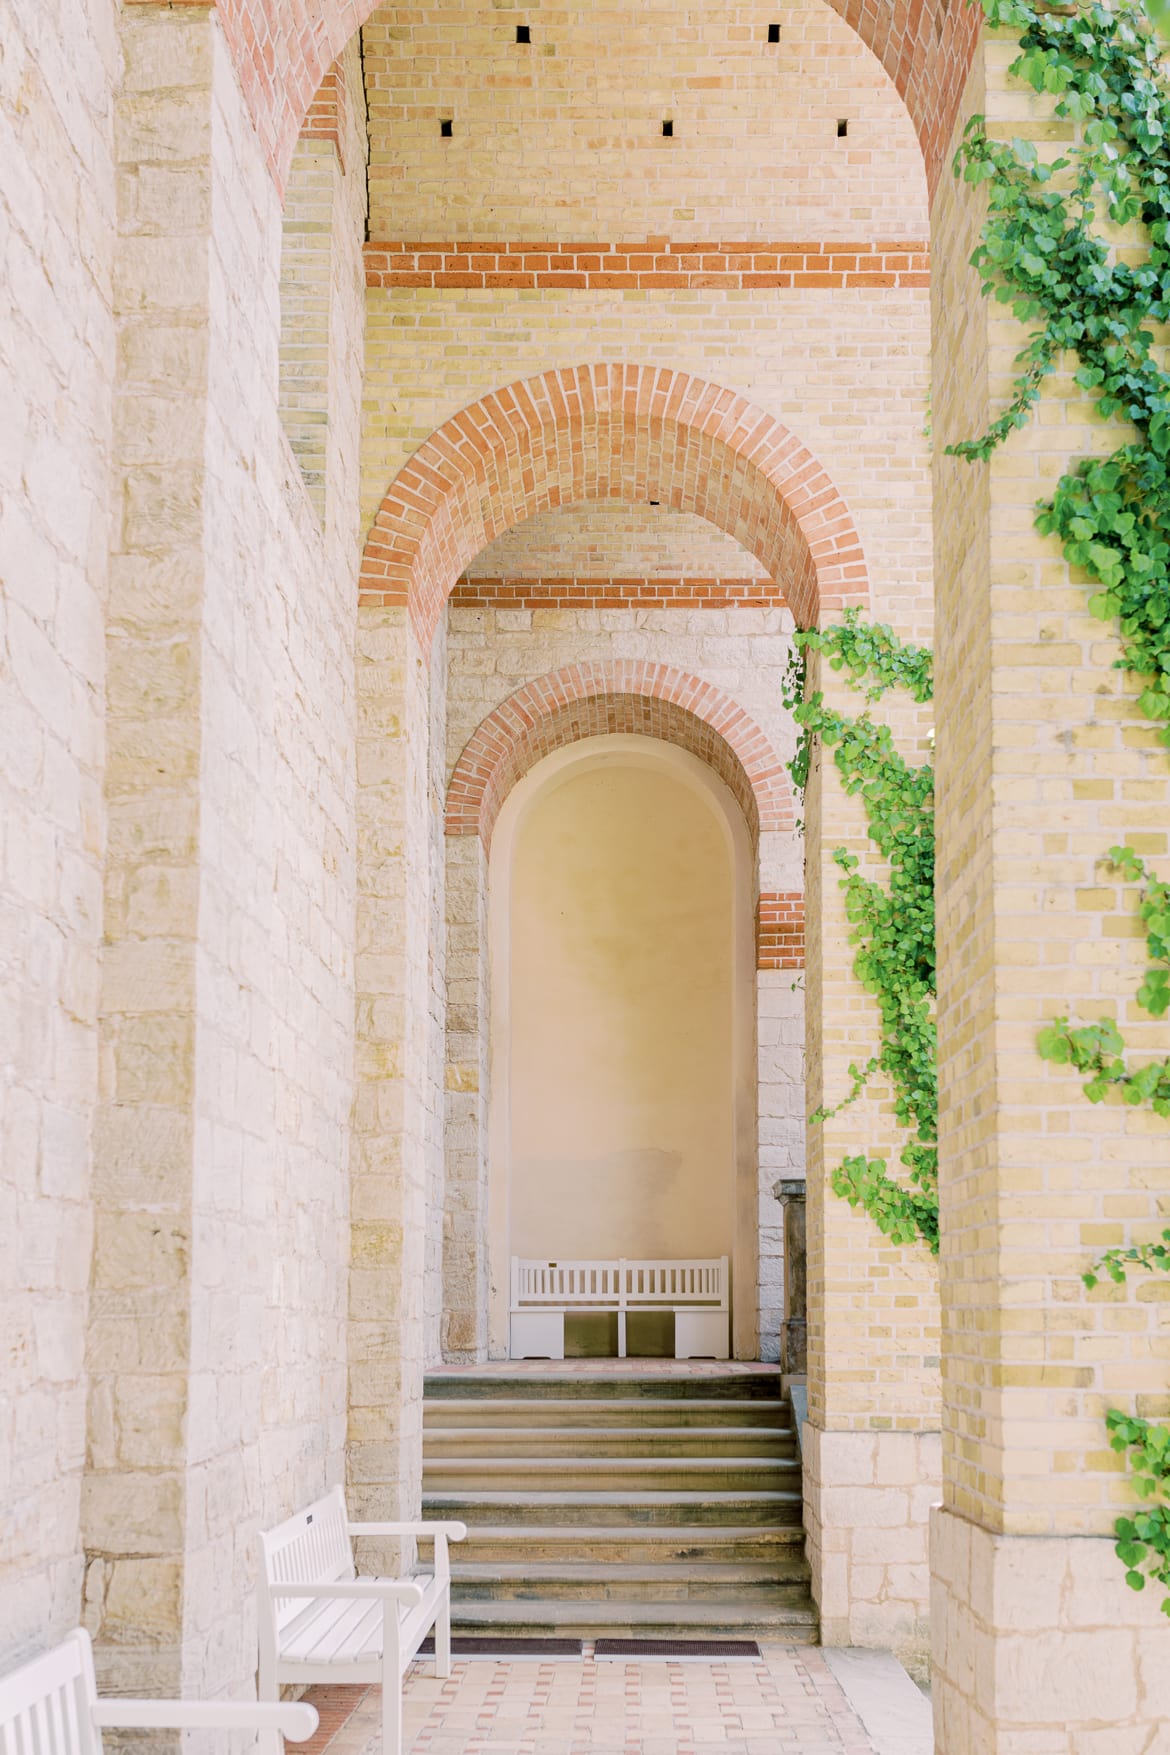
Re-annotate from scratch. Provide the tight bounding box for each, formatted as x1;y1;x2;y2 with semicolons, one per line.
294;1645;899;1755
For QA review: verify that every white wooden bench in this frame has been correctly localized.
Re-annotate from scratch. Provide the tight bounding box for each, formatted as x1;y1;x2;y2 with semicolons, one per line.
510;1255;730;1360
0;1628;316;1755
258;1486;466;1755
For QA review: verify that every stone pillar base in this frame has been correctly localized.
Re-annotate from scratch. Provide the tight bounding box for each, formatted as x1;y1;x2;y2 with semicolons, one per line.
931;1506;1170;1753
802;1423;940;1650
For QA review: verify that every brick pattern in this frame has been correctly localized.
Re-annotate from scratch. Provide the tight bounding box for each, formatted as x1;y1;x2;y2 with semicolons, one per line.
144;0;978;202
465;504;771;582
364;240;930;292
360;363;868;644
444;660;794;850
301;61;347;172
758;892;806;969
452;575;785;609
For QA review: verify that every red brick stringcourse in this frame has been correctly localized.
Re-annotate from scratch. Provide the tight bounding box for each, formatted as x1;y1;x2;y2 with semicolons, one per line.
364;239;930;292
360;364;869;645
452;577;785;609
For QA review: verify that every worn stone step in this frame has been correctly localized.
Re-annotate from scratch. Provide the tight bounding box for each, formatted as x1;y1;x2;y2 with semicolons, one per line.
452;1524;808;1566
449;1561;811;1603
424;1371;784;1402
422;1396;790;1429
423;1489;803;1528
423;1455;800;1494
423;1425;795;1459
447;1597;819;1642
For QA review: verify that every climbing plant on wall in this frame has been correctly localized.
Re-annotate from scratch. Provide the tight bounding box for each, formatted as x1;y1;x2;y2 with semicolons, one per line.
950;0;1170;1612
782;611;939;1252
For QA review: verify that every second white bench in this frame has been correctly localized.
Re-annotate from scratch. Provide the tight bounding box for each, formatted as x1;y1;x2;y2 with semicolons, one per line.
258;1485;466;1755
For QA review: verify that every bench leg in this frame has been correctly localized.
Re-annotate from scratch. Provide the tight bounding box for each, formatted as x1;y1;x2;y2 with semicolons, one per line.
617;1310;627;1359
382;1608;404;1755
435;1592;452;1678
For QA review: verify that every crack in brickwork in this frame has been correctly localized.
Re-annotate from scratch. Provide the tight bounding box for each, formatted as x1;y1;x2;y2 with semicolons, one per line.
360;364;868;643
146;0;977;200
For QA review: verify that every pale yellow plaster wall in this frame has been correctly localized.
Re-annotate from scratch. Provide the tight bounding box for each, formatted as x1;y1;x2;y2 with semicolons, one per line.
505;759;736;1266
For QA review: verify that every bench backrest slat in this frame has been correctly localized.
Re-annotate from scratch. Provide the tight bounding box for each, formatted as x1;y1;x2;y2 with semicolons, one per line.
258;1485;355;1634
512;1256;727;1309
0;1633;100;1755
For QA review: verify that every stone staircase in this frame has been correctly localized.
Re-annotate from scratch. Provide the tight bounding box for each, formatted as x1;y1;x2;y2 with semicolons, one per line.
420;1368;818;1643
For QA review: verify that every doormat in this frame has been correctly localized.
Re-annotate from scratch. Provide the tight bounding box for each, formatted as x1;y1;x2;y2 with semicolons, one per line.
416;1636;583;1660
593;1638;762;1662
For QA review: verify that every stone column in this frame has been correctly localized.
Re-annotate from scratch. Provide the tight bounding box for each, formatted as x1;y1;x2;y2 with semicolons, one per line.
773;1179;807;1376
350;609;434;1547
802;650;941;1653
931;31;1170;1750
442;832;491;1362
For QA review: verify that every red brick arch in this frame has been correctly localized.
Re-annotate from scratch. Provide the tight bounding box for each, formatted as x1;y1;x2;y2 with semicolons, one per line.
211;0;978;198
360;365;868;649
446;661;796;851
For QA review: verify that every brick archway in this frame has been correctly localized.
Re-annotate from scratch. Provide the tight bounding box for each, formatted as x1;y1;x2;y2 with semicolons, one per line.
445;661;796;852
214;1;977;198
360;365;868;647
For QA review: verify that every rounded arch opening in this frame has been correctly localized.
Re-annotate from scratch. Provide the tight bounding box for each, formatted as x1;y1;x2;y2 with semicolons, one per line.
445;660;796;852
360;365;870;645
487;735;760;1359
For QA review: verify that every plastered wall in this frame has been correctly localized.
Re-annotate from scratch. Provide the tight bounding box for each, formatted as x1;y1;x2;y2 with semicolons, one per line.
503;755;738;1267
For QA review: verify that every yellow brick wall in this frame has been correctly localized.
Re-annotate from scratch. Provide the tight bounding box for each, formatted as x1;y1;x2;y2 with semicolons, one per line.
362;0;926;243
933;33;1170;1540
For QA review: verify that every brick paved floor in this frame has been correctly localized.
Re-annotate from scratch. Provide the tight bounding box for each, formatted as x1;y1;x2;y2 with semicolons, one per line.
293;1646;881;1755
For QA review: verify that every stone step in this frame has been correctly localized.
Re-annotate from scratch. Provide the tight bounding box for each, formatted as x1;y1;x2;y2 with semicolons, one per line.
423;1425;796;1459
452;1524;809;1566
423;1371;784;1402
447;1597;819;1642
423;1396;790;1429
448;1561;811;1603
423;1455;800;1494
423;1489;803;1528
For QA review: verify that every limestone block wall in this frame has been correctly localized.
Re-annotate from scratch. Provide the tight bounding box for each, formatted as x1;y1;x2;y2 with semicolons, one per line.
82;5;366;1701
0;0;120;1669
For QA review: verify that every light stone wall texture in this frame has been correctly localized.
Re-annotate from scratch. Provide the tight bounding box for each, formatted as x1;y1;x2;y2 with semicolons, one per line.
361;0;927;242
931;1509;1170;1755
0;0;120;1669
82;4;366;1703
465;505;772;583
803;1425;941;1653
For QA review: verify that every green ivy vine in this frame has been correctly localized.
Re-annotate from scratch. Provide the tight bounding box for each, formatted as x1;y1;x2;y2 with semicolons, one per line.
1084;1230;1170;1610
783;610;939;1252
950;0;1170;1616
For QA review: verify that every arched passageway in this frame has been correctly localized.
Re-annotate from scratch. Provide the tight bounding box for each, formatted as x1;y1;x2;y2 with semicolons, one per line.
360;365;870;641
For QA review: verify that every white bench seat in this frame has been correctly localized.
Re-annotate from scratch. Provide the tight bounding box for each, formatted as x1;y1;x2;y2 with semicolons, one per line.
258;1487;465;1755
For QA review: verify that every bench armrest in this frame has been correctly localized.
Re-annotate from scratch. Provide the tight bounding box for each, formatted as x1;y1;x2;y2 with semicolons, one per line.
347;1520;467;1541
268;1580;425;1608
92;1702;318;1742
